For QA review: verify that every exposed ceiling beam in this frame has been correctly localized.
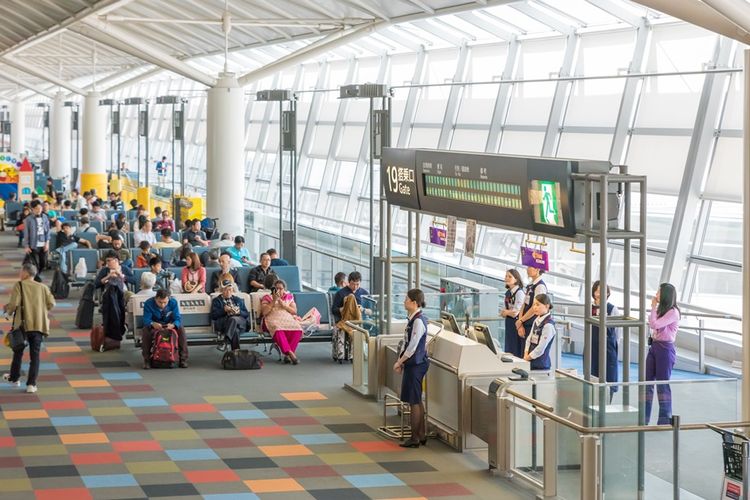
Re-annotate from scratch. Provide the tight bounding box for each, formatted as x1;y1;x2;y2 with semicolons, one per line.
585;0;643;26
0;74;55;99
630;0;750;44
69;17;216;87
0;57;86;95
101;67;162;96
701;0;750;34
0;0;137;58
512;1;575;34
402;0;436;15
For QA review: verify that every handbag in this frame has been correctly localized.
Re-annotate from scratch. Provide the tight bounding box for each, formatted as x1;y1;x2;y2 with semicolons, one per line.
5;282;26;351
221;349;263;370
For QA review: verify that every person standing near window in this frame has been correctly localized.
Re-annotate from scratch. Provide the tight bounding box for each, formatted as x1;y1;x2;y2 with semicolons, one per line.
515;265;547;341
645;283;680;425
591;281;620;398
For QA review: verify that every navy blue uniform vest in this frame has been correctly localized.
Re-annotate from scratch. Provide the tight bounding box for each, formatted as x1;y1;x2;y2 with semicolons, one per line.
402;311;428;366
528;315;555;370
591;302;618;383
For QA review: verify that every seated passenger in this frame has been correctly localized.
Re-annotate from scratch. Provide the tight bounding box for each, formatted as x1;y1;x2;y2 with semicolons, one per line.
331;271;370;323
89;201;107;222
328;272;347;294
109;235;132;268
211;232;233;248
114;213;130;232
261;279;303;365
141;289;188;369
135;240;158;269
523;294;556;370
267;248;289;266
200;247;219;268
248;252;272;292
136;272;157;298
133;220;156;247
211;280;249;350
56;222;91;274
210;253;239;293
147;256;177;293
154;227;182;250
77;216;98;234
227;235;252;267
95;251;135;290
184;219;209;247
171;243;192;267
181;252;206;294
154;209;176;232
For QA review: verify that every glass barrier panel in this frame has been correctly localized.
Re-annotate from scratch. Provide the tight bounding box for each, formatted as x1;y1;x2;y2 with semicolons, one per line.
557;423;582;500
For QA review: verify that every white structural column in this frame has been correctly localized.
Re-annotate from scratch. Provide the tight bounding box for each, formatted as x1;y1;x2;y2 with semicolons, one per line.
10;97;25;155
81;91;107;196
49;92;71;185
206;73;246;237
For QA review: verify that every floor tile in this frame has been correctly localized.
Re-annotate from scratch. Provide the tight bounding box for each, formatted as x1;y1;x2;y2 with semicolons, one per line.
223;457;277;469
49;416;97;427
272;416;319;426
239;425;288;438
10;426;58;437
412;483;473;497
98;422;147;433
26;464;79;478
3;409;48;420
140;483;200;497
282;465;338;478
318;452;374;465
166;448;220;461
293;433;345;445
123;397;169;407
309;488;369;500
138;412;182;422
204;395;248;404
101;372;142;380
281;391;327;401
81;473;138;488
68;379;110;388
17;444;68;456
70;452;122;465
258;444;313;457
219;409;267;420
42;400;87;410
202;494;259;500
59;432;109;445
112;440;163;452
171;403;216;413
344;473;405;488
0;456;24;468
325;423;374;434
34;487;93;500
91;361;131;368
89;407;135;417
150;429;200;440
126;460;181;474
1;477;32;491
253;400;298;410
187;419;235;430
244;478;305;493
0;436;13;447
183;469;241;483
351;440;403;453
379;460;437;473
303;406;350;417
204;437;253;449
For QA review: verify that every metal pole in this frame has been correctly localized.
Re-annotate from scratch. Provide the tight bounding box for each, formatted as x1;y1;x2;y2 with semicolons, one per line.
415;210;421;288
742;440;749;500
136;104;141;187
742;48;750;425
599;174;608;427
116;103;121;179
144;101;150;188
279;100;283;243
583;175;593;428
638;176;648;498
623;165;631;406
171;102;176;197
543;417;558;498
385;200;392;336
180;100;185;196
407;211;413;287
369;97;374;290
581;434;601;500
672;415;680;499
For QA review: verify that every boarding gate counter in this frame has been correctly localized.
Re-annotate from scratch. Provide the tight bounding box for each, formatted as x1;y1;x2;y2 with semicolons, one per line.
348;320;531;452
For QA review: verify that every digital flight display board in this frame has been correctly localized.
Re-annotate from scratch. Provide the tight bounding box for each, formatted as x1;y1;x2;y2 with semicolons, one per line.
381;148;613;240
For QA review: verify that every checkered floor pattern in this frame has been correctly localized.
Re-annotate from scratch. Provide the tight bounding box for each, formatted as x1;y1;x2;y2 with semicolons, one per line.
0;237;511;500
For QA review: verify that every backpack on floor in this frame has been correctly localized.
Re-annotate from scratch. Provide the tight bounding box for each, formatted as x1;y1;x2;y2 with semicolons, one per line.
75;282;96;329
150;328;178;368
50;268;70;299
331;327;351;364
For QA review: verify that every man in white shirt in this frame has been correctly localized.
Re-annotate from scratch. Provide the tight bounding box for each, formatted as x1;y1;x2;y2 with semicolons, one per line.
133;220;156;247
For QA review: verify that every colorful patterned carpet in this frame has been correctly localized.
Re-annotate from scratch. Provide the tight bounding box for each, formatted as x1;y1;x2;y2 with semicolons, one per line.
0;234;529;500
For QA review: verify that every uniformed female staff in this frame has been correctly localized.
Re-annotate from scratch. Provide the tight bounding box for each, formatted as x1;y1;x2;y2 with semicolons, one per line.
393;288;430;448
523;294;556;370
500;269;525;358
591;280;620;398
515;266;547;342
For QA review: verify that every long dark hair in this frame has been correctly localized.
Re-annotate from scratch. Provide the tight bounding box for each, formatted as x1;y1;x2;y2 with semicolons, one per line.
505;268;524;290
656;283;679;318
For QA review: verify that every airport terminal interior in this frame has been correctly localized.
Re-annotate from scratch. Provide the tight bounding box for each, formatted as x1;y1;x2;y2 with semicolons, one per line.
0;0;749;499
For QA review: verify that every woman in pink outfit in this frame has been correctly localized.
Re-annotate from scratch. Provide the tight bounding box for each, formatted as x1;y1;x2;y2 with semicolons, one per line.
646;282;680;425
261;279;303;365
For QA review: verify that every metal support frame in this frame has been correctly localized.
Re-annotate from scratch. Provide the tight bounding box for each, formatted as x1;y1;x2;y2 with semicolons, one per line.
64;101;80;190
437;41;468;150
742;48;750;424
36;102;49;166
123;98;149;188
660;37;736;288
154;95;188;201
485;37;519;153
541;32;580;156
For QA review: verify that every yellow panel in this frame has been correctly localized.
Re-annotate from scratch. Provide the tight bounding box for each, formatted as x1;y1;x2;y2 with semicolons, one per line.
137;186;152;212
81;173;107;197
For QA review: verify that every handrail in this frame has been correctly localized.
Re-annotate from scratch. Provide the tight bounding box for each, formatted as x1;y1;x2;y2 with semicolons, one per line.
554;368;738;387
505;388;554;412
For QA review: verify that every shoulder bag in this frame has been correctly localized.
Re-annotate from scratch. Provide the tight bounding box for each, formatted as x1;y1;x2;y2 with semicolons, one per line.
5;282;26;350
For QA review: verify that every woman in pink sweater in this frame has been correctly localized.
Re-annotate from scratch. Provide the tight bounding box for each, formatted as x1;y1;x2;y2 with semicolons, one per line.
646;282;680;424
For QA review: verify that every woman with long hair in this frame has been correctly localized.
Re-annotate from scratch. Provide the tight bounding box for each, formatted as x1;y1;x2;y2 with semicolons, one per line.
500;269;525;357
591;281;620;399
261;279;303;365
181;252;206;294
646;282;680;424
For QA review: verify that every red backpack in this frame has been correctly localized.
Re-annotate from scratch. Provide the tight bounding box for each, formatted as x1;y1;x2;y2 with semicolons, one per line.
150;328;178;368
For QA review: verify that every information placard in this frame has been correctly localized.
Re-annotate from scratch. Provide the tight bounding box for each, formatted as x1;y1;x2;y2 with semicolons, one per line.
381;148;420;210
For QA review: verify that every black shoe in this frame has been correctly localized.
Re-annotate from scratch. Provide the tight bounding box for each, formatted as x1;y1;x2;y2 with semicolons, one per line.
399;439;420;448
283;355;290;364
142;360;150;370
179;361;188;368
420;438;427;445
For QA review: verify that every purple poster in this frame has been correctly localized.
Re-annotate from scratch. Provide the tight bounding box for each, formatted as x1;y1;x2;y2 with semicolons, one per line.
521;246;549;271
430;226;447;247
